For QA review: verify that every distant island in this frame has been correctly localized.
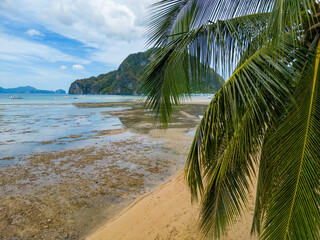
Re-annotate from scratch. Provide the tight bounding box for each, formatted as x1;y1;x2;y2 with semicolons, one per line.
69;49;224;95
0;86;66;94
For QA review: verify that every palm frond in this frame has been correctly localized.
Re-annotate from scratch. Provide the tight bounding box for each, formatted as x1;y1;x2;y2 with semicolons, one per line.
141;13;271;125
268;0;317;44
251;58;311;235
184;32;309;239
143;0;320;239
259;42;320;240
140;41;191;125
196;108;263;238
147;0;274;46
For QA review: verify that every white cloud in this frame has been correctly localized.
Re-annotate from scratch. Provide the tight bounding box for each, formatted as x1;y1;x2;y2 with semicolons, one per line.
2;0;152;44
59;65;67;70
0;0;157;90
26;29;43;37
0;0;156;66
0;32;89;64
72;64;85;70
1;0;155;44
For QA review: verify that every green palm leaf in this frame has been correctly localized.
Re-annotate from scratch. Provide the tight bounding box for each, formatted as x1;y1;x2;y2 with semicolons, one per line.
142;0;320;239
141;13;271;125
251;59;311;235
268;0;317;42
147;0;274;46
185;33;309;239
259;43;320;240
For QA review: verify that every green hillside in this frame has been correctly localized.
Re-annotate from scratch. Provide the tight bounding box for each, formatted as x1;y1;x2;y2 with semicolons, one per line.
69;49;224;95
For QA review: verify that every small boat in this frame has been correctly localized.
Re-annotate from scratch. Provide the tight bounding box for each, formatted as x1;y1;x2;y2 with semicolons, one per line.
10;95;23;99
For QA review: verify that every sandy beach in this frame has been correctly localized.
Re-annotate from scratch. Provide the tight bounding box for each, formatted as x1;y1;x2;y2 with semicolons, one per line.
88;169;257;240
87;99;258;240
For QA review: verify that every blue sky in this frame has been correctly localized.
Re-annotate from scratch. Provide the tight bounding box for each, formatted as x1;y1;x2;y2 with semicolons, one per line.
0;0;154;91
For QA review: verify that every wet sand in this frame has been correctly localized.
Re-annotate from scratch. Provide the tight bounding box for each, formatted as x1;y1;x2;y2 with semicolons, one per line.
0;101;208;239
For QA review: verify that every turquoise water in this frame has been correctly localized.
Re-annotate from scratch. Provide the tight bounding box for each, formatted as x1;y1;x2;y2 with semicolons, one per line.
0;94;139;165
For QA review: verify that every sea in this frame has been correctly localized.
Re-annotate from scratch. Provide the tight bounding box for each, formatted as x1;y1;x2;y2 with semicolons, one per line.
0;94;138;166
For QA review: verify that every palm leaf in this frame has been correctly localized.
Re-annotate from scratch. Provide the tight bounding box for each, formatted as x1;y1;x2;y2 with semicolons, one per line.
184;32;309;239
195;108;263;238
143;1;320;239
258;42;320;240
141;13;271;125
268;0;317;44
147;0;274;46
251;58;311;235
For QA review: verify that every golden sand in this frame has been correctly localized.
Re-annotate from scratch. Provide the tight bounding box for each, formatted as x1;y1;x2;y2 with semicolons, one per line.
87;169;257;240
88;98;258;240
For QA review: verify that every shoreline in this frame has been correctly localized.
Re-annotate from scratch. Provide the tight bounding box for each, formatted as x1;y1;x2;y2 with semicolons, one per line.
86;169;200;240
87;168;258;240
0;99;210;239
88;98;265;240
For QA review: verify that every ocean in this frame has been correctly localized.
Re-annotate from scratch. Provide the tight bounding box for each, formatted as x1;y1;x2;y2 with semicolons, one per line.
0;94;138;165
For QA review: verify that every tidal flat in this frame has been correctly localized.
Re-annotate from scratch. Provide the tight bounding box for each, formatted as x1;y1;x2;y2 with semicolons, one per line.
0;99;208;239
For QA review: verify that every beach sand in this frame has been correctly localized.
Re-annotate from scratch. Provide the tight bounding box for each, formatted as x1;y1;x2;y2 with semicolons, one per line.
87;169;257;240
87;99;258;240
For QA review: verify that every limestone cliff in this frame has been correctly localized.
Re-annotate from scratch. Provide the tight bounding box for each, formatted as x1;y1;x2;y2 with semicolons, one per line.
68;49;224;95
69;49;154;95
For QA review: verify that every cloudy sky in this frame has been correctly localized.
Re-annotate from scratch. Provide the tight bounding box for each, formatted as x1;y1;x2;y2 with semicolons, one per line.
0;0;155;91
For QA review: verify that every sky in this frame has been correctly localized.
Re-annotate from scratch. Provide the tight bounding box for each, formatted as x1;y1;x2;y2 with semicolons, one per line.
0;0;155;91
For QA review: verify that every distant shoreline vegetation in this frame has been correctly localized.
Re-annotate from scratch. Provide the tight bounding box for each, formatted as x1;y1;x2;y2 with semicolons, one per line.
0;86;66;94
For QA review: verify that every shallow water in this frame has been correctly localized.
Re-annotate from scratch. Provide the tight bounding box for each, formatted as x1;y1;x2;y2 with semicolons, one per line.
0;94;208;239
0;94;138;165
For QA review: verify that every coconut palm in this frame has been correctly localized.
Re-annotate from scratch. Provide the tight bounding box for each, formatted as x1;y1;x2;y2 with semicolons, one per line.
140;0;320;239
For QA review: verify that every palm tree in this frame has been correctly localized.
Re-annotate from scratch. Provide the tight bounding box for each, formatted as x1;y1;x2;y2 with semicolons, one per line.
140;0;320;239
